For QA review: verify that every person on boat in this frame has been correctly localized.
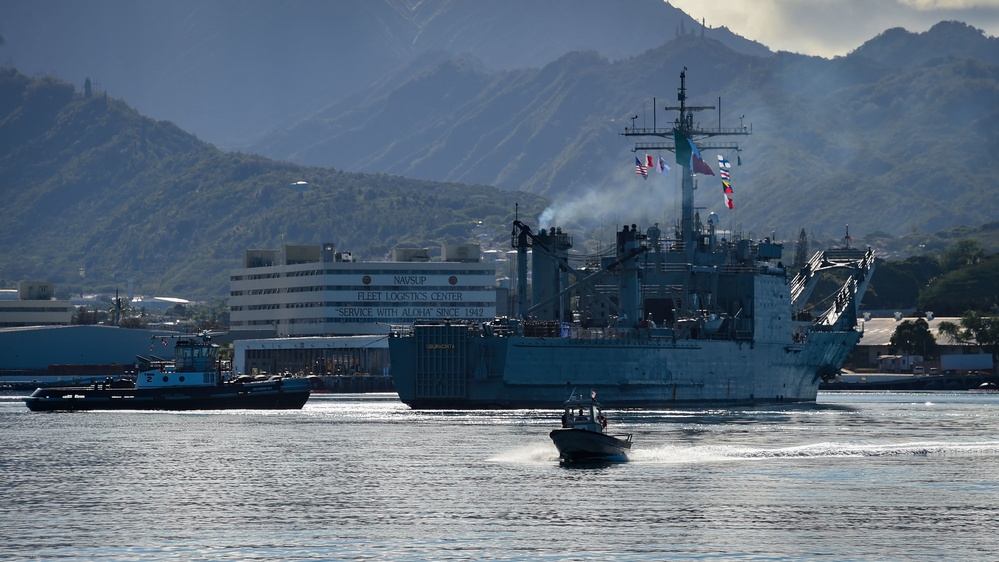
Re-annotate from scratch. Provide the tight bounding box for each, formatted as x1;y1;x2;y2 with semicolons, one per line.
561;411;568;428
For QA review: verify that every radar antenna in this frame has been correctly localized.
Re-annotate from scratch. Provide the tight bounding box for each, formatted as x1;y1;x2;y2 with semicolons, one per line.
621;67;751;253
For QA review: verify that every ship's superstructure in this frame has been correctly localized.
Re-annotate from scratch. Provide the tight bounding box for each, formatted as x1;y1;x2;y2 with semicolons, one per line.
388;70;874;408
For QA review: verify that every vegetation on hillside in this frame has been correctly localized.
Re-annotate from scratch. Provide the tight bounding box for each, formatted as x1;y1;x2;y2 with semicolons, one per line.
2;65;998;310
0;69;548;299
253;22;999;244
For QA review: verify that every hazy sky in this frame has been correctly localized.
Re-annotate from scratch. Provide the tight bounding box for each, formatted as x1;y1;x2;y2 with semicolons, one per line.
667;0;999;57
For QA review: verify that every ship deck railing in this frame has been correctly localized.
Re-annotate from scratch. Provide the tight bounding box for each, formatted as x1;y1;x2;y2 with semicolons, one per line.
646;261;786;276
396;319;763;344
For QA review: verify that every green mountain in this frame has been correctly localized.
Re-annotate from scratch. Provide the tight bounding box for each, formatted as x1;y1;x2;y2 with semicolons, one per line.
0;69;547;299
0;0;767;146
254;22;999;242
3;18;998;304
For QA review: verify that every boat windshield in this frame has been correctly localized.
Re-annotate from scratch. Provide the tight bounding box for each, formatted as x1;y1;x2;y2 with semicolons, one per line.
175;339;219;372
560;398;607;430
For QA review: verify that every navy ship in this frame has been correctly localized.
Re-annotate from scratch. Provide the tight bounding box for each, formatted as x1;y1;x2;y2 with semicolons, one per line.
388;70;874;409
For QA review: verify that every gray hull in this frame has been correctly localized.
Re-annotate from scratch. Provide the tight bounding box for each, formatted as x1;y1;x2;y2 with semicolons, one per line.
550;428;631;462
388;326;862;409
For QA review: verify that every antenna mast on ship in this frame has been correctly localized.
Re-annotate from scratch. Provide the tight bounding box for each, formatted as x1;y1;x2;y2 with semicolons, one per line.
621;68;750;256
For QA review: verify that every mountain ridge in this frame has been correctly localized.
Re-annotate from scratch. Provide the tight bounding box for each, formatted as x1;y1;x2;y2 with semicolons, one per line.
2;7;997;299
0;0;766;146
250;21;998;240
0;68;547;298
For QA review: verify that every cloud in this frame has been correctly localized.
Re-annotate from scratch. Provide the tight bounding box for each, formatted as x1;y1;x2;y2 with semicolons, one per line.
667;0;999;57
900;0;999;9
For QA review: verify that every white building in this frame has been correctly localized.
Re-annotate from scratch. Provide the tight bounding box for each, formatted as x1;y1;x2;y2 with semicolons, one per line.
0;282;74;328
229;242;497;336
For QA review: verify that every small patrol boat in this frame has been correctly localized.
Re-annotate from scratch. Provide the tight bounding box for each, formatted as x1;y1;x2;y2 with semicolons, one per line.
549;392;632;463
23;333;311;411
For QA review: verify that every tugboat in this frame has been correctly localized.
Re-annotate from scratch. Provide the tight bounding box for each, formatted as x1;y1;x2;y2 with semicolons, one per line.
23;333;311;411
550;392;633;463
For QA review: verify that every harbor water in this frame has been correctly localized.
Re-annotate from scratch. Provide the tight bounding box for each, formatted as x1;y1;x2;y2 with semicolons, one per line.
2;391;998;560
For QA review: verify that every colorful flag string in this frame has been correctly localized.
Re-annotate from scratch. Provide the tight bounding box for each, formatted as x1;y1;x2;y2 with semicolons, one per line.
718;155;733;209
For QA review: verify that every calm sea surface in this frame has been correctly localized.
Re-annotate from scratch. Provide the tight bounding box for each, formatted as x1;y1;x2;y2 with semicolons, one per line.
2;391;998;561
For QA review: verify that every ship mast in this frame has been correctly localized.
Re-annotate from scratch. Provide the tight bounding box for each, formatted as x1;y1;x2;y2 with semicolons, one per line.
621;68;750;257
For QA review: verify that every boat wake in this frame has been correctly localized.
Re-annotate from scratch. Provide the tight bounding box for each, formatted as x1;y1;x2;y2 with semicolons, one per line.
629;440;999;463
488;443;560;465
